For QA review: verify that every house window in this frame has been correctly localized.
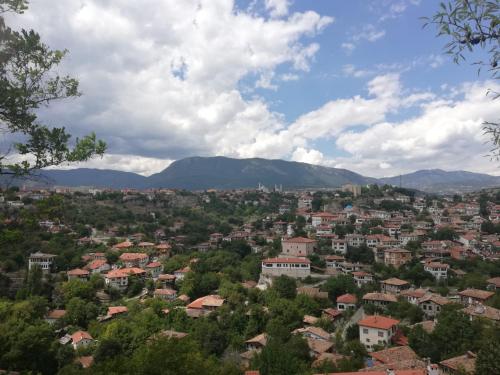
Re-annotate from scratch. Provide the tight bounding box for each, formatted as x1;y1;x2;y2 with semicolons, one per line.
378;331;384;337
363;328;368;334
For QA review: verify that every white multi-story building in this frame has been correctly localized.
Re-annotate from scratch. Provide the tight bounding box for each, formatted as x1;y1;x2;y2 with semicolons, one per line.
424;262;449;280
358;315;399;351
332;239;347;254
261;257;311;278
28;252;56;272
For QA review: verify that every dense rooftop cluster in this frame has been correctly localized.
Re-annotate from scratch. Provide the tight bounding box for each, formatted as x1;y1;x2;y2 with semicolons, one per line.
0;183;499;374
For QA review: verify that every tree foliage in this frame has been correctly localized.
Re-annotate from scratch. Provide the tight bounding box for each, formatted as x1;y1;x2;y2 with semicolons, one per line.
0;1;106;176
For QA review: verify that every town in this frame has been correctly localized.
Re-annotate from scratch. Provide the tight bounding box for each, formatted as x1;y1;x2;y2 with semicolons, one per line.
0;182;499;375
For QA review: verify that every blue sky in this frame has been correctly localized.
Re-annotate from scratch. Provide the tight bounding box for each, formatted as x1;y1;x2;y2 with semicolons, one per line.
6;0;500;176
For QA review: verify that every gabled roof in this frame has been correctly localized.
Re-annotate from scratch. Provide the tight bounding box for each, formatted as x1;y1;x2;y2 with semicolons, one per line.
86;259;108;270
336;293;357;304
187;295;224;309
71;330;93;344
282;236;316;243
458;288;494;300
358;315;399;330
440;352;476;373
119;252;148;261
46;309;66;319
381;277;409;286
362;292;398;303
245;333;268;346
370;346;418;364
67;268;90;276
108;306;128;316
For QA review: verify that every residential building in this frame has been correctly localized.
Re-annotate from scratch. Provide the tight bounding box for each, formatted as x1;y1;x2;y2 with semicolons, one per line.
67;268;90;281
186;294;225;318
380;278;410;295
346;233;365;247
358;315;400;351
261;257;311;278
352;271;374;287
145;261;162;278
418;294;451;318
119;252;149;268
104;269;129;290
154;288;177;301
28;252;56;272
71;331;94;350
384;248;412;268
439;352;476;375
362;292;398;307
85;259;110;274
424;262;449;280
486;276;500;290
311;212;336;227
245;333;268;352
281;237;316;257
458;288;494;306
336;294;357;310
332;239;347;254
325;255;345;270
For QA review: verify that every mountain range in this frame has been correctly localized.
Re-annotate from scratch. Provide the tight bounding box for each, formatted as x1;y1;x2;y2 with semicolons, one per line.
4;156;500;194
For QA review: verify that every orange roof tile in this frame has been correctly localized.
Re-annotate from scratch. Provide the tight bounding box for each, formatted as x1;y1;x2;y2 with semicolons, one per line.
358;315;400;330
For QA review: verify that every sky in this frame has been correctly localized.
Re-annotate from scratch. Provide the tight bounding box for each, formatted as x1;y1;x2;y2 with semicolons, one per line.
5;0;500;177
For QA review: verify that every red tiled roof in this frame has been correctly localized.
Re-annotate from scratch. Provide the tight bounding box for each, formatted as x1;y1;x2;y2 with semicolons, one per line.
67;268;89;276
337;293;357;304
46;309;66;319
113;241;133;249
282;236;316;243
262;257;311;264
458;288;494;300
86;259;108;270
108;306;128;316
146;261;162;268
119;252;148;261
381;278;409;286
358;315;400;330
154;288;177;296
71;330;93;343
187;295;224;309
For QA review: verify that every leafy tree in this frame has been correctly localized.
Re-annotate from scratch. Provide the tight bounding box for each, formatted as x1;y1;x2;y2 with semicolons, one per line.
272;275;297;299
0;1;106;176
423;0;499;155
64;297;98;328
476;327;500;375
322;275;357;301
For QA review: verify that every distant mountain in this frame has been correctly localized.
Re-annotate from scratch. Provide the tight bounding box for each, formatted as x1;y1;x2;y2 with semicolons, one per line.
0;168;148;190
4;157;499;193
147;156;375;190
380;169;500;194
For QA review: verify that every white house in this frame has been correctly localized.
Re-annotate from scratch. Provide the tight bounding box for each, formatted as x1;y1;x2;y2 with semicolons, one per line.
28;252;56;272
261;257;311;278
424;262;449;281
358;315;399;351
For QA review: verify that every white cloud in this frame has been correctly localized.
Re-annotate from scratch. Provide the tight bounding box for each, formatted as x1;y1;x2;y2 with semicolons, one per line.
334;81;500;176
47;154;173;176
265;0;291;18
342;64;373;78
351;24;386;42
341;42;356;54
291;147;325;165
5;0;333;174
342;24;385;53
